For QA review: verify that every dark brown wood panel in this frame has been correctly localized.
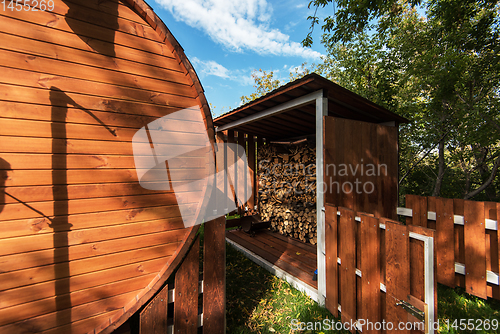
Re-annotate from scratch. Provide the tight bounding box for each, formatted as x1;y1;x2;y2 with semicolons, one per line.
325;204;338;317
436;197;455;287
203;217;226;334
247;135;256;209
226;230;317;288
359;214;381;333
406;195;428;227
339;207;356;326
139;280;169;334
384;219;409;334
464;200;487;299
174;237;200;334
323;117;398;219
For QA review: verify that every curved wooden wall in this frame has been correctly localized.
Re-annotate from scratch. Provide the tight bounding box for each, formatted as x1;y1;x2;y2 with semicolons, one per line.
0;0;214;333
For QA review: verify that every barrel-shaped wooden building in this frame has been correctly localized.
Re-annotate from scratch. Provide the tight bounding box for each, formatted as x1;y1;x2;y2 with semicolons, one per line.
0;1;222;333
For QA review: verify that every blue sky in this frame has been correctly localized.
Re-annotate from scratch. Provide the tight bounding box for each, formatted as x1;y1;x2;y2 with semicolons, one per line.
148;0;328;117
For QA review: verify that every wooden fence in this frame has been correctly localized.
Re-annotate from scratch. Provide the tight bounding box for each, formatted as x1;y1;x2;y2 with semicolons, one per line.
399;195;500;300
138;217;226;334
215;130;263;216
325;204;437;334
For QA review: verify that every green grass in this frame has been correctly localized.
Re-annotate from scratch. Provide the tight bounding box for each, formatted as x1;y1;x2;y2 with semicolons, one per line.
193;224;500;333
224;236;500;334
226;241;347;334
437;284;500;333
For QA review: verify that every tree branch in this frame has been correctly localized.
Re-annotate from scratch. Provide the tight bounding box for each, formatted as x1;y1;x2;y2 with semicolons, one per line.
464;152;500;199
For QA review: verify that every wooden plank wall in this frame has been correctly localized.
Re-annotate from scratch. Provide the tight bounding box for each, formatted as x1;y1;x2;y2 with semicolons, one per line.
325;206;437;333
405;195;500;300
218;131;260;217
0;0;214;333
139;217;226;334
323;116;398;220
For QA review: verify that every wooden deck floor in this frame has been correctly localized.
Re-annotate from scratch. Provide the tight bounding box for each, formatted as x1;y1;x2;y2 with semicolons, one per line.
225;229;318;290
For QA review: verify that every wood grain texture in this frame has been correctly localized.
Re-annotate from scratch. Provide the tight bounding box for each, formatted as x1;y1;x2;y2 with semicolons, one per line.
464;200;487;299
339;207;356;328
174;237;200;334
0;0;214;333
325;204;338;317
436;197;455;287
203;216;226;334
384;219;409;334
323;117;398;218
359;214;380;333
139;281;169;334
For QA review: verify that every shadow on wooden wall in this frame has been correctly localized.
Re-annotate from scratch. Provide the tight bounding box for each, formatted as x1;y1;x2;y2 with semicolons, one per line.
0;158;10;214
61;0;119;57
49;86;117;328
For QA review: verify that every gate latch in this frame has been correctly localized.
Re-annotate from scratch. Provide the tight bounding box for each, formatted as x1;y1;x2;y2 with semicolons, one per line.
396;300;425;321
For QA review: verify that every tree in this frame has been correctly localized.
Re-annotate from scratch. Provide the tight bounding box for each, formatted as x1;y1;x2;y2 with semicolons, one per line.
240;64;312;104
309;0;500;200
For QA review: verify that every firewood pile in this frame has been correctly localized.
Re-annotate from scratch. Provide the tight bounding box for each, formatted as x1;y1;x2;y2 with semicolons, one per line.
257;142;317;245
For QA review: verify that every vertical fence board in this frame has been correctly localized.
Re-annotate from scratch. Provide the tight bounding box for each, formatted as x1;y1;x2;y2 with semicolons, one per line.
227;130;237;211
485;202;497;298
325;204;338;317
174;237;199;334
339;207;356;329
407;224;438;324
139;283;168;334
378;124;399;220
427;197;437;230
247;135;256;211
464;200;487;299
406;195;427;227
216;132;228;213
203;216;226;334
436;197;455;287
237;131;245;214
256;136;264;212
453;199;466;288
359;214;380;333
384;219;409;333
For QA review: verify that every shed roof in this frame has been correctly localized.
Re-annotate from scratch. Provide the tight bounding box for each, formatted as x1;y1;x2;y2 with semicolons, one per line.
213;73;408;140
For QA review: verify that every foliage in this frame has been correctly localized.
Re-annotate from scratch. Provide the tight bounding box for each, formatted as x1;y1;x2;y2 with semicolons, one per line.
240;64;313;104
310;0;500;200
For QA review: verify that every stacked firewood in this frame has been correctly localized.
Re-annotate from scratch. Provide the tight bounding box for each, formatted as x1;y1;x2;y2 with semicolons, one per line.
257;142;317;245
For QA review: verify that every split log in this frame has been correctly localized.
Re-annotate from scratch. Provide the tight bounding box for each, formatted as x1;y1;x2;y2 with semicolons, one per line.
257;142;317;244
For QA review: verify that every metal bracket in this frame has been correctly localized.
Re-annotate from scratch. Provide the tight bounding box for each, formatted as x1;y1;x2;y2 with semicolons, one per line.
396;299;425;322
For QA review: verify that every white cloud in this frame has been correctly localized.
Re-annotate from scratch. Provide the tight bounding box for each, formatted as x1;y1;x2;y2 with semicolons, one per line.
155;0;322;59
191;57;230;78
191;57;255;86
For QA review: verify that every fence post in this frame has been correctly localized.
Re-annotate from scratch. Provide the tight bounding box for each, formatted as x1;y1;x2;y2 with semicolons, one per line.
203;216;226;333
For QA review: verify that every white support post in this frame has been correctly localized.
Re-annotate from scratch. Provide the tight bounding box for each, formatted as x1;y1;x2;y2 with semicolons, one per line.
316;93;328;306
